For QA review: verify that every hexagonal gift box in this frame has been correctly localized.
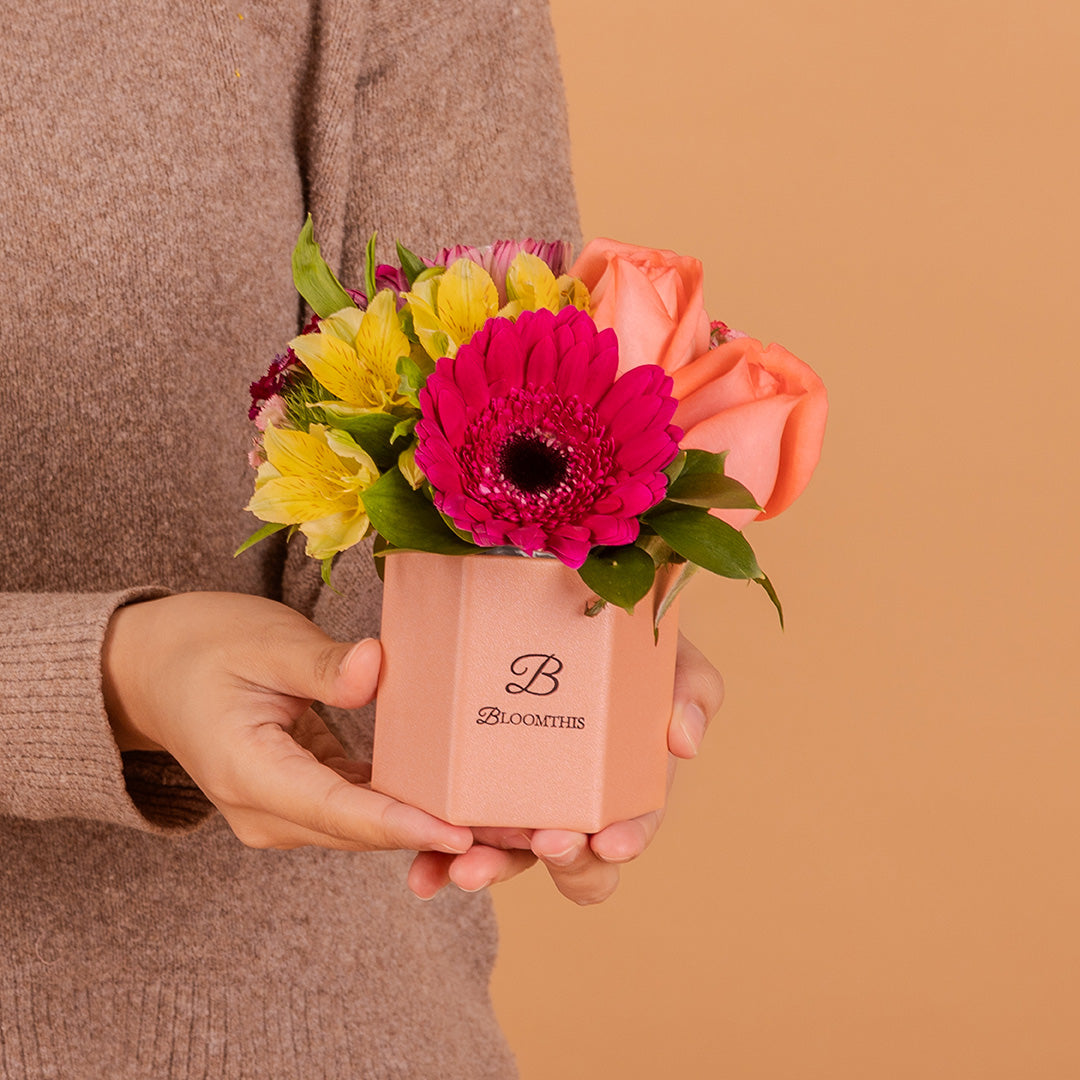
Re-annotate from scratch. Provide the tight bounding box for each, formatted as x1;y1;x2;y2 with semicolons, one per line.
371;551;679;833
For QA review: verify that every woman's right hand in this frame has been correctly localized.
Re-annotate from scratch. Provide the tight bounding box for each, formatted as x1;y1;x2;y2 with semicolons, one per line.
101;591;474;855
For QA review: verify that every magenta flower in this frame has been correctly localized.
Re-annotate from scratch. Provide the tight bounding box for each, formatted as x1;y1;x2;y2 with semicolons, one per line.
248;351;300;420
429;239;572;304
415;307;682;568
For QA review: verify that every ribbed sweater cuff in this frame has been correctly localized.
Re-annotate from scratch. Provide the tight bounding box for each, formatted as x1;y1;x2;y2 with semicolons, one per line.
0;588;213;832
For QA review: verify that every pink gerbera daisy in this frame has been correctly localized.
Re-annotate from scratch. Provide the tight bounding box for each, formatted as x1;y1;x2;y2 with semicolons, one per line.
415;307;682;569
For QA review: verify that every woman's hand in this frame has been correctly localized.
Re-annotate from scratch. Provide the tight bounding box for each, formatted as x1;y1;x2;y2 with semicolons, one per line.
407;633;724;903
102;592;473;855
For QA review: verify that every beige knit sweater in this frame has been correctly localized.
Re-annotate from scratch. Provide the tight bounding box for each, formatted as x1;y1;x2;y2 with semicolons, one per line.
0;2;579;1075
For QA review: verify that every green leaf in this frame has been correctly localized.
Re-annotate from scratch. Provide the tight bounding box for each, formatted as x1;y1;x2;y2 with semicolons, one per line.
291;214;356;318
756;572;785;629
371;534;390;582
680;448;730;476
438;511;475;544
234;521;288;557
396;240;427;288
320;410;408;471
321;555;339;592
663;451;687;484
363;467;476;555
635;533;675;567
644;505;761;580
577;544;657;614
397;353;434;407
391;415;418;442
363;230;378;306
654;562;699;629
665;473;762;511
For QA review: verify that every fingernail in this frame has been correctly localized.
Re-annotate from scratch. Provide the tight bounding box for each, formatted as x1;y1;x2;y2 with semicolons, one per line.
677;702;707;757
339;640;364;676
434;839;472;855
457;879;492;893
541;844;581;867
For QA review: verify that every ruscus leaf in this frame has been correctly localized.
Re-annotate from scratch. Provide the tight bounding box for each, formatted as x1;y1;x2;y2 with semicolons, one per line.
363;468;476;555
644;505;761;580
577;544;657;614
234;521;288;557
363;231;378;307
757;573;785;629
320;410;408;471
666;472;762;510
396;241;427;287
291;214;356;318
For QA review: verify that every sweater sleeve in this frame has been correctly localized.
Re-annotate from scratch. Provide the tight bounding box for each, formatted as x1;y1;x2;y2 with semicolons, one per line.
0;589;214;832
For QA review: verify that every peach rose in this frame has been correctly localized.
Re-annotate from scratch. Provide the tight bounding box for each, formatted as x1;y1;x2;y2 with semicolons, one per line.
570;239;711;374
672;337;827;530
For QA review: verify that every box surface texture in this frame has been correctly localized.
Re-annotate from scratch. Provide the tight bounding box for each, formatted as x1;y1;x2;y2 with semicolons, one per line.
372;551;679;832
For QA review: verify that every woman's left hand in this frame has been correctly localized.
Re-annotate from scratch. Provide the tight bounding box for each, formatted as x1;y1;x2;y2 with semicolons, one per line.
407;633;724;904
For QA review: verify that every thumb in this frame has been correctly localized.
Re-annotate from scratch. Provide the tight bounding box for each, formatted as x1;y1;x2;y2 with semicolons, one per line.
326;637;382;709
256;623;382;710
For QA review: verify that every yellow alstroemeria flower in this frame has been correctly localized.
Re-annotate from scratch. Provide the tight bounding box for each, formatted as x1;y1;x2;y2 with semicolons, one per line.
247;424;378;560
406;259;499;361
288;290;410;415
556;273;591;312
503;251;561;315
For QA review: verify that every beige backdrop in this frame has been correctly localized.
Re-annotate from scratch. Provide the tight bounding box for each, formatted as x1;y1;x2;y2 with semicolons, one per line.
491;1;1080;1077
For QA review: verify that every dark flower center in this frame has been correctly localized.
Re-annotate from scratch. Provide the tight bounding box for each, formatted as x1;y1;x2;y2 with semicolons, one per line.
498;432;569;494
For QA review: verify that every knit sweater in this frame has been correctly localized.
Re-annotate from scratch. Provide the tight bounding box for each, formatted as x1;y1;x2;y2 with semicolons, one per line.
0;2;580;1076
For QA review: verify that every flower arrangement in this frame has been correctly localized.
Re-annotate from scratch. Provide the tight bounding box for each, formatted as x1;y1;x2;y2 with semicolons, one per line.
239;219;827;624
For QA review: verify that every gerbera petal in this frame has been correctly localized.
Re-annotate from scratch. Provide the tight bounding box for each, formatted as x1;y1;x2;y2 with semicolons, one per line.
450;351;491;414
431;384;468;445
414;308;678;565
482;321;526;391
616;429;679;472
524;334;557;387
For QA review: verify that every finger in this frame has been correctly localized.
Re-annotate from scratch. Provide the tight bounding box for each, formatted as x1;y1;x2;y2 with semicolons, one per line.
668;632;725;759
227;809;430;853
287;708;373;784
447;845;538;892
287;706;349;763
408;851;455;899
227;722;473;854
531;830;621;906
242;612;383;712
589;755;677;862
471;826;534;850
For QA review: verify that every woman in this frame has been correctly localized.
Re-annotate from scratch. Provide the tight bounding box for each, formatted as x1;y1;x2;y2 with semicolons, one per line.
0;1;722;1074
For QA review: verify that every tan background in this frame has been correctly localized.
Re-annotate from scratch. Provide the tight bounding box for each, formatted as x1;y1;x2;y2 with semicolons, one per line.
491;1;1080;1077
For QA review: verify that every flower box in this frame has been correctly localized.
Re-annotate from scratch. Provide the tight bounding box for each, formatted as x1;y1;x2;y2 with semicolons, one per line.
371;551;679;833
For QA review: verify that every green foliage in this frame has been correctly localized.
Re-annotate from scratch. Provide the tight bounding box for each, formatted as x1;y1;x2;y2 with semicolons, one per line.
663;450;687;484
397;353;435;408
363;468;476;555
323;410;410;471
291;215;356;318
666;475;760;511
363;231;378;306
644;504;761;580
233;521;288;557
577;544;657;614
396;240;427;287
321;555;337;590
756;572;784;628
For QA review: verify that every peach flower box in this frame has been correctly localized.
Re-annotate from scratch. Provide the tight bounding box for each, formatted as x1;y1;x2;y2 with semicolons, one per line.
371;551;679;833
